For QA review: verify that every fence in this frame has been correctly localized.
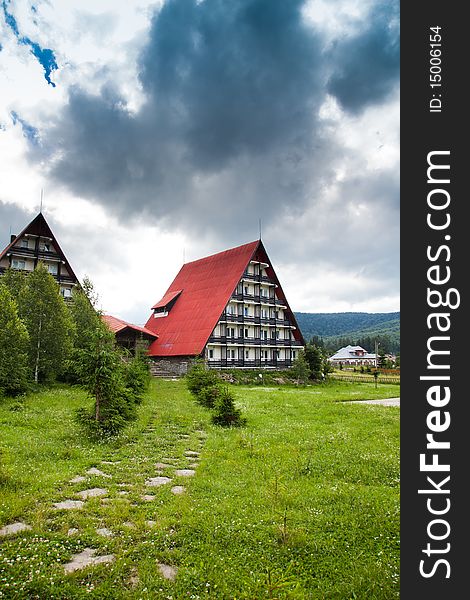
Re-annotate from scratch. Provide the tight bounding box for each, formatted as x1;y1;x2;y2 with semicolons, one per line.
330;373;400;385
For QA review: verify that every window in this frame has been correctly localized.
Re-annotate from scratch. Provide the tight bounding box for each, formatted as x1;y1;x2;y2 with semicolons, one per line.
292;350;296;359
47;263;58;275
21;239;29;249
244;286;249;295
245;328;249;337
12;259;26;270
230;349;235;359
245;350;249;359
271;330;276;339
244;306;249;317
40;242;51;252
60;287;72;298
209;349;214;359
239;328;244;338
228;305;234;314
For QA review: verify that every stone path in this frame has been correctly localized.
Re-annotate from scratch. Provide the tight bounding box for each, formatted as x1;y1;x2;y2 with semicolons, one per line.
63;548;115;574
0;522;31;537
1;419;206;585
347;397;400;407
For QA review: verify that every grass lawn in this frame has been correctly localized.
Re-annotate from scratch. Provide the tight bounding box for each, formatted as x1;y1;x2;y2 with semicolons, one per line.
0;379;399;599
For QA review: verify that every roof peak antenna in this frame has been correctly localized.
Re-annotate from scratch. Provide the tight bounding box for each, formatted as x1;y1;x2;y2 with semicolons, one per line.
259;218;262;240
39;188;44;213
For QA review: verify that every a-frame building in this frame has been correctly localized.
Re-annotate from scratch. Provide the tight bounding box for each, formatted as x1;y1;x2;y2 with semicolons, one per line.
0;212;79;299
145;240;304;375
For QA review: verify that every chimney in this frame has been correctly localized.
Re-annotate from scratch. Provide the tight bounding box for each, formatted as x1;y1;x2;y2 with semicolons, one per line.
10;234;16;243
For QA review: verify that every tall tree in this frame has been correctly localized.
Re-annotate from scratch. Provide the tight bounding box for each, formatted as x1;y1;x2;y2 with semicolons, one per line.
0;268;27;304
19;263;74;383
0;285;30;396
66;276;108;381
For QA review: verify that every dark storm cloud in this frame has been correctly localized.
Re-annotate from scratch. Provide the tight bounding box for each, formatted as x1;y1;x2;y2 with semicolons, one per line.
0;202;35;251
326;1;399;113
29;0;399;244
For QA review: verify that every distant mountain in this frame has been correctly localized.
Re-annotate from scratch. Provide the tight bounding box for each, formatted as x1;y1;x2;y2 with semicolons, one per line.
294;312;400;353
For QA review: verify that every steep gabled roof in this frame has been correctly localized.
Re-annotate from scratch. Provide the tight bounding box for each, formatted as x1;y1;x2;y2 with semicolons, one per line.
145;239;304;357
0;212;79;283
102;314;157;339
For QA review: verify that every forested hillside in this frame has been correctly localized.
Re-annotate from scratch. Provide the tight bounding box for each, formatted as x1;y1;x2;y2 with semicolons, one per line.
294;312;400;354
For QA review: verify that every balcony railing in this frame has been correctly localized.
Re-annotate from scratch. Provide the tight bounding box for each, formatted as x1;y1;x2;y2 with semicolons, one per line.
219;312;294;327
207;359;294;369
231;292;286;307
9;246;62;260
208;336;302;347
241;272;277;285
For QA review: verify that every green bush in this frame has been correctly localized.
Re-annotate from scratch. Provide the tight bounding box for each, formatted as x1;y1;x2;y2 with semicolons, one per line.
74;330;137;438
122;355;150;404
211;387;247;428
197;383;221;409
186;359;220;397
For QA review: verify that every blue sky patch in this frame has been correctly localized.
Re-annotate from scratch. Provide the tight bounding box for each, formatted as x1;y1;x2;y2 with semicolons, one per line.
10;110;39;144
2;0;58;86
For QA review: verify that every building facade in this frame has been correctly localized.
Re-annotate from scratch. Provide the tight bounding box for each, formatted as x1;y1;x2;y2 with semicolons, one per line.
0;212;79;299
328;345;377;367
145;240;304;375
101;314;157;356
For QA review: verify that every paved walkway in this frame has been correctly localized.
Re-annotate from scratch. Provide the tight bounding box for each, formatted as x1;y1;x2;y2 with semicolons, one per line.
347;398;400;407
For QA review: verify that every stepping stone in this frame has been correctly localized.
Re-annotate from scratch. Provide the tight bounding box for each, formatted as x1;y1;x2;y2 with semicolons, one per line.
96;528;113;538
118;483;132;487
155;462;172;469
101;460;120;465
142;494;155;502
101;498;111;504
77;488;107;499
157;562;178;581
118;490;128;496
123;521;135;528
184;451;199;457
67;528;79;536
0;522;32;537
54;500;84;510
86;468;111;478
70;475;87;484
146;476;171;487
175;469;195;477
63;548;115;574
171;486;186;495
146;520;156;527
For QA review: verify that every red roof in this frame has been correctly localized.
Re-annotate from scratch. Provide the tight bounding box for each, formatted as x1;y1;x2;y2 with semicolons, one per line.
102;314;157;339
145;240;304;357
151;289;182;310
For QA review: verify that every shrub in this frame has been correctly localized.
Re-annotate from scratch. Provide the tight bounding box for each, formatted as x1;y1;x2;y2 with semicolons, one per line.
290;351;311;385
122;355;150;404
197;384;221;409
211;387;247;428
74;330;137;438
186;359;219;397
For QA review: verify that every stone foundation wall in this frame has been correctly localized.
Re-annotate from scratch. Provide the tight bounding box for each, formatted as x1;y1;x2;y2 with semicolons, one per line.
149;356;196;377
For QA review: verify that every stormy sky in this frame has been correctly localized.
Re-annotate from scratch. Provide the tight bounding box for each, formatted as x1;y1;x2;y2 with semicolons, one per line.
0;0;399;324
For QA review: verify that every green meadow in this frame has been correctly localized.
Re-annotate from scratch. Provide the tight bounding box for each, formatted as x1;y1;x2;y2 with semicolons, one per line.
0;379;399;599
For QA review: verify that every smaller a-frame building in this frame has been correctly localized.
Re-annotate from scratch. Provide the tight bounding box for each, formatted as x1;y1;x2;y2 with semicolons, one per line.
144;240;304;375
0;212;80;299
